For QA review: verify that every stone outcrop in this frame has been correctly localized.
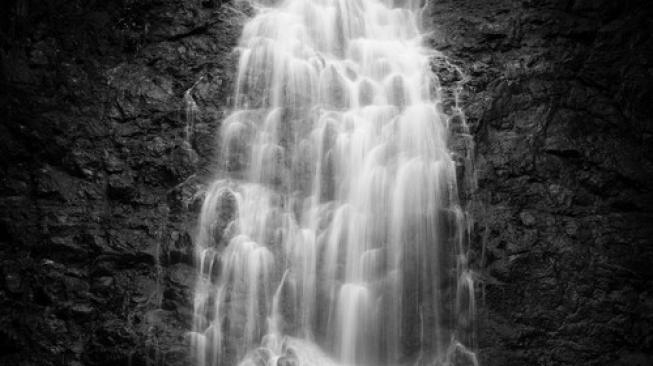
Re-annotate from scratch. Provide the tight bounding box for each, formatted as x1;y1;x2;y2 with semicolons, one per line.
1;0;651;365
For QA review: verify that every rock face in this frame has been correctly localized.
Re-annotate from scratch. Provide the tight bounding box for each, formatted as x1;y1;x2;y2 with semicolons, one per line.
0;0;246;365
0;0;651;365
424;0;653;365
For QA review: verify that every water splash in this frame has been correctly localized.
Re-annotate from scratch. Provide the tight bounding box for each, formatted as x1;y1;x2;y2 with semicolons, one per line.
191;1;478;365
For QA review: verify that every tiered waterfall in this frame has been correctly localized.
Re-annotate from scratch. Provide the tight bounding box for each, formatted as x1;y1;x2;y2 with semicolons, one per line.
190;0;478;365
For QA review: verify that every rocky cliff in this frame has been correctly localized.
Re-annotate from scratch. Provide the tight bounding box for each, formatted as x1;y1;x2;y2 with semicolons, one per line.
1;0;651;365
424;0;653;365
1;1;246;365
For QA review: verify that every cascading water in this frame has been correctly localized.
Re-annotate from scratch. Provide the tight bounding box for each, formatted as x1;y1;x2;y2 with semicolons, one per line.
190;0;478;365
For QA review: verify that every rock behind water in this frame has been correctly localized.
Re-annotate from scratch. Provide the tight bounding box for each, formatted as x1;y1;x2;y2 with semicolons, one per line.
1;0;652;365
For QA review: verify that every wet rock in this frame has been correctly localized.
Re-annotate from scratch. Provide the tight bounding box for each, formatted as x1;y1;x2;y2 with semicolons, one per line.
448;343;480;366
167;230;193;265
104;154;126;173
133;276;158;304
107;172;136;200
91;276;114;293
614;351;653;366
1;0;242;362
211;189;238;247
277;355;299;366
168;264;194;289
162;264;194;315
518;211;536;227
546;184;574;210
68;303;95;318
426;0;653;365
107;64;176;120
3;270;23;294
35;166;77;201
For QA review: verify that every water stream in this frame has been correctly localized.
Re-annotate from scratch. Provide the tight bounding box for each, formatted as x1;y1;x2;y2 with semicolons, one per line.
190;1;477;365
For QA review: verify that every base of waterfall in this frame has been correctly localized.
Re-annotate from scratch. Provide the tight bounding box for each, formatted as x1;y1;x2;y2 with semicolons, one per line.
190;330;478;366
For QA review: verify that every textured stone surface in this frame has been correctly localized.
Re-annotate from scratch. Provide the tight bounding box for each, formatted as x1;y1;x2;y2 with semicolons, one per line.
424;0;653;365
1;0;652;365
0;1;246;365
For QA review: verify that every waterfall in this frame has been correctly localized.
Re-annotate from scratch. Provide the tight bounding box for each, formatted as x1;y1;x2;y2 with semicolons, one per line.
190;0;478;365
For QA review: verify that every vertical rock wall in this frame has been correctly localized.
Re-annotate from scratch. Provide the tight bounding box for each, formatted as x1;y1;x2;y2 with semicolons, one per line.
424;0;653;365
1;1;245;365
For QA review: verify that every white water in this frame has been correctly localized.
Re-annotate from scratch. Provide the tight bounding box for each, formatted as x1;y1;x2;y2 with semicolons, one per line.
190;0;478;365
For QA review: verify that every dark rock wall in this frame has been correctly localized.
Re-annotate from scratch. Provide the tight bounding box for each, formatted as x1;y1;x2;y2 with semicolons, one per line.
1;0;651;365
424;0;653;365
0;1;245;365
